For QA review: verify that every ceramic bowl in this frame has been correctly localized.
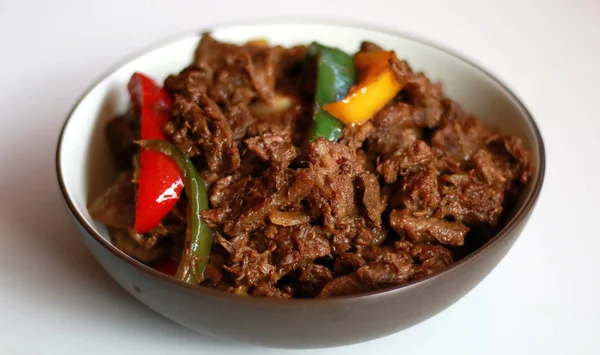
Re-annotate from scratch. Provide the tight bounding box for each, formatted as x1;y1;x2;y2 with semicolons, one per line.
56;22;545;348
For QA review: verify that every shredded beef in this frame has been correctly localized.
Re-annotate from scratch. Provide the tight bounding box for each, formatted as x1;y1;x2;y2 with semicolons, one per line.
88;172;135;229
437;172;505;225
390;209;469;246
377;140;435;184
411;244;454;279
318;275;367;298
253;280;292;299
356;172;386;226
191;33;280;104
105;109;139;169
360;41;385;52
340;121;374;151
366;102;423;159
400;167;441;215
245;132;299;167
92;35;532;298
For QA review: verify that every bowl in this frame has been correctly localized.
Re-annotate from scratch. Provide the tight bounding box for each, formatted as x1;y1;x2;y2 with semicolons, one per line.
56;22;545;349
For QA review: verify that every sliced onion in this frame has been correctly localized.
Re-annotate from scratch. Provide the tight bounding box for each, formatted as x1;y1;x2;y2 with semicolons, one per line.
269;211;310;227
131;153;140;184
245;38;269;48
234;286;249;296
249;94;294;116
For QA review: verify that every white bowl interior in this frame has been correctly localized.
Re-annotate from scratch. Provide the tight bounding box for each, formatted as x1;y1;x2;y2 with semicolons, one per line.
58;23;540;245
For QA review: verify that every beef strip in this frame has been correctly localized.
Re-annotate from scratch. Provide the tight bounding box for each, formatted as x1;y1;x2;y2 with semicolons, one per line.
356;172;386;226
366;101;423;159
245;132;299;167
165;93;241;182
340;121;374;151
88;172;135;229
304;139;362;231
190;33;281;104
486;134;532;184
390;209;469;246
437;172;505;225
318;275;367;298
400;167;441;215
109;228;167;263
105;109;139;170
377;140;436;184
319;245;416;297
410;243;454;279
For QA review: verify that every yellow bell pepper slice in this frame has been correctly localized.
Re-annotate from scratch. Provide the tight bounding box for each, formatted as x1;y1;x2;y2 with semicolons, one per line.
354;51;394;72
323;51;403;126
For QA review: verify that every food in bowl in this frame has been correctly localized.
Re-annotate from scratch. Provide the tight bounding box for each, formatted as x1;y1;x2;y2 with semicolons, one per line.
88;33;531;299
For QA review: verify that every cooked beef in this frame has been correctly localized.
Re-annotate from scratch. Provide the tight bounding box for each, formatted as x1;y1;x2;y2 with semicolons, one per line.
356;245;415;286
437;172;505;225
222;236;278;287
360;41;385;52
366;101;423;159
245;132;299;167
304;139;362;231
400;167;441;215
410;243;454;279
88;172;135;229
165;93;241;182
390;209;469;246
318;275;367;297
377;140;435;184
252;280;292;298
189;33;280;104
92;35;532;298
431;115;493;165
356;172;386;226
110;228;167;263
486;134;532;183
298;264;334;296
105;109;139;169
340;121;374;151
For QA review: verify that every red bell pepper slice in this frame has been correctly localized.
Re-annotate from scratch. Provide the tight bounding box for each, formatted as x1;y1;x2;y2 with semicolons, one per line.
128;73;184;233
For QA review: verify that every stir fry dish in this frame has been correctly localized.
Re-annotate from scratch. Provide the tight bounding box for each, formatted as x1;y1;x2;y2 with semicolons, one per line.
88;34;531;298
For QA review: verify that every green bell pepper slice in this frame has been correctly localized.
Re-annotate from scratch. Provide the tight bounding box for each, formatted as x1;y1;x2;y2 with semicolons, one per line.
136;139;213;285
307;42;356;142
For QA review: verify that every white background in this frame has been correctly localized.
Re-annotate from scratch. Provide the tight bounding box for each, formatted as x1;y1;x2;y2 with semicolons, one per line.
1;0;599;354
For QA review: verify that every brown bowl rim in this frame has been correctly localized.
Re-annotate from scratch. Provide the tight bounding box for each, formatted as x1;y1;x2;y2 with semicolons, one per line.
55;19;546;306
